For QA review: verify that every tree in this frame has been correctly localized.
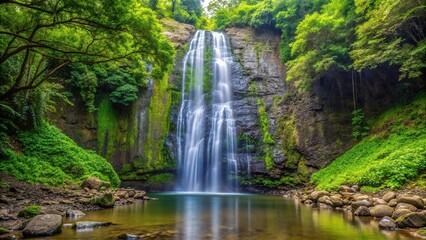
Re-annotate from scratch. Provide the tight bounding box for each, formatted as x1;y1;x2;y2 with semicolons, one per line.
0;0;174;102
286;0;356;91
351;0;426;79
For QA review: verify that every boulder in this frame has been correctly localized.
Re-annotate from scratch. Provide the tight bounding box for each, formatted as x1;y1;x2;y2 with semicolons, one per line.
133;191;146;199
395;203;417;212
351;185;360;192
396;211;426;228
126;189;136;198
351;200;373;211
379;216;396;230
81;177;110;191
338;186;354;193
72;221;112;230
66;209;85;218
40;207;65;216
116;190;128;199
91;193;115;208
330;195;344;207
374;199;388;206
370;205;394;218
354;206;370;216
354;195;372;202
382;191;396;202
309;191;329;202
318;196;333;207
392;209;412;220
397;195;424;209
388;199;397;207
22;214;62;237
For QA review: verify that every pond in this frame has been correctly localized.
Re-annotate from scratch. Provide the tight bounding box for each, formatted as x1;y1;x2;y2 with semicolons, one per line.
36;193;415;239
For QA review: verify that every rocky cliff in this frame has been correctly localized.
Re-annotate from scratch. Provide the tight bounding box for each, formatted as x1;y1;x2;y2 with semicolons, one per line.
226;27;424;191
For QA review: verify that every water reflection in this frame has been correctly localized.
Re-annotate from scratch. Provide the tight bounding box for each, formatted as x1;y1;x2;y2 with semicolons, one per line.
42;194;416;240
176;195;243;239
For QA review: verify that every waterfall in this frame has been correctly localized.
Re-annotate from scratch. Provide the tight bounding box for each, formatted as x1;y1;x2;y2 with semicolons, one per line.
176;30;239;192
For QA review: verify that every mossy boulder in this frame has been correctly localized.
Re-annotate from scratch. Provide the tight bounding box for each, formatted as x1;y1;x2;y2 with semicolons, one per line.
395;211;426;228
91;193;115;208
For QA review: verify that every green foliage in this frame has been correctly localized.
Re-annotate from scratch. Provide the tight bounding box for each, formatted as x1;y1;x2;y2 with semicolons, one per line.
110;84;139;106
0;227;8;235
212;0;425;90
351;109;369;140
351;0;426;80
145;173;174;184
311;92;426;191
18;205;41;219
0;124;120;187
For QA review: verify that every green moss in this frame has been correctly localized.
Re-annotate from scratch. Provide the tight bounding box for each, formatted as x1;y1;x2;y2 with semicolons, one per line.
18;205;41;218
416;228;426;237
257;98;275;145
0;124;120;187
0;227;8;234
312;91;426;191
145;173;174;184
0;182;10;188
144;74;175;172
97;96;119;160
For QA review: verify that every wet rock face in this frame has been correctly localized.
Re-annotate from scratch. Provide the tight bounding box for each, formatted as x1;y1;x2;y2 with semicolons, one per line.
226;26;415;184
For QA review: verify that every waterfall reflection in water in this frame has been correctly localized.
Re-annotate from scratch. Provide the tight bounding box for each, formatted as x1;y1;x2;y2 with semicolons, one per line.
48;194;415;240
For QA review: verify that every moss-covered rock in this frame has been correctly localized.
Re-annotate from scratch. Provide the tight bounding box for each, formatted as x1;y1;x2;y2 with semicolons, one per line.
18;205;41;219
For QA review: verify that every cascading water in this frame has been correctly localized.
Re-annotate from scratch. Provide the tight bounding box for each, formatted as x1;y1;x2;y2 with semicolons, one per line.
176;30;239;192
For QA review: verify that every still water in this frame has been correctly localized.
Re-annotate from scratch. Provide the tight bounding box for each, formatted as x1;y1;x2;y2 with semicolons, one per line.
39;193;415;239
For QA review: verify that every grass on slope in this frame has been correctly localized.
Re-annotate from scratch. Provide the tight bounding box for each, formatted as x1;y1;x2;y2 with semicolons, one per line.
311;92;426;191
0;124;120;188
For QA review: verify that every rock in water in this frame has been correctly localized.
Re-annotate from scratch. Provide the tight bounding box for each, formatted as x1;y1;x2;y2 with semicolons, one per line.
72;221;112;230
379;216;396;230
354;206;370;216
116;233;143;240
22;214;62;237
395;212;426;228
66;209;85;218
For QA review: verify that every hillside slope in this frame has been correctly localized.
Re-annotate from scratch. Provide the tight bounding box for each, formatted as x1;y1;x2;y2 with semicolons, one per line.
312;92;426;191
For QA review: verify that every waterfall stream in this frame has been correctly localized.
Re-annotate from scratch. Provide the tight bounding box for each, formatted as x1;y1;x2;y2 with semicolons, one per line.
176;30;239;192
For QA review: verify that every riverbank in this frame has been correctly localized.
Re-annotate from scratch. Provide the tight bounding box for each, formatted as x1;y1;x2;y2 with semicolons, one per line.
0;172;148;239
283;185;426;238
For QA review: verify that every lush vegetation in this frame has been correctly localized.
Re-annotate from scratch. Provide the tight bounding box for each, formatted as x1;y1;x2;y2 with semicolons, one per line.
211;0;426;91
0;124;120;187
311;92;426;191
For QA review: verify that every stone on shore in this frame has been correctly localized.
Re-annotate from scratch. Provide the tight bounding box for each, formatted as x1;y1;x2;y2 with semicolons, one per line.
370;205;394;218
81;177;110;191
397;195;424;209
378;216;396;230
22;214;62;238
395;211;426;228
382;192;396;202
